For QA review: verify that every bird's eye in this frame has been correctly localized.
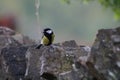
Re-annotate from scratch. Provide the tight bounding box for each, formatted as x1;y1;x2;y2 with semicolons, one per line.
46;30;52;34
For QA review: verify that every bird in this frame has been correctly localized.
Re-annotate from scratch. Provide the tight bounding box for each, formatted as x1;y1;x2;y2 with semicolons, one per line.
35;28;55;49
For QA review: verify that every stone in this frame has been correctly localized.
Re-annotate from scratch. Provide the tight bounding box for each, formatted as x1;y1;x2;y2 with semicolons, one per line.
90;27;120;80
25;40;93;80
0;27;15;35
0;46;28;80
0;26;120;80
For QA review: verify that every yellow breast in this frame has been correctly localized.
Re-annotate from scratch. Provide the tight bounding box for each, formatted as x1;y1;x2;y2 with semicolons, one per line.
41;34;55;45
41;36;49;45
51;34;55;43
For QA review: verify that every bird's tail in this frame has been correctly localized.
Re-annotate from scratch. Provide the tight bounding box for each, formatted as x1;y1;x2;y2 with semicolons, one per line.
35;44;42;49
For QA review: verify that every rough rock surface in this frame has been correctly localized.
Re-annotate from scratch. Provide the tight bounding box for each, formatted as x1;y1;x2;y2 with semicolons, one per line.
90;27;120;80
25;40;89;80
0;27;120;80
0;46;28;80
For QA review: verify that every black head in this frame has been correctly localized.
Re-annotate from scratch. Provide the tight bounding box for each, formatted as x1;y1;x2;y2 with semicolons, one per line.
43;28;53;36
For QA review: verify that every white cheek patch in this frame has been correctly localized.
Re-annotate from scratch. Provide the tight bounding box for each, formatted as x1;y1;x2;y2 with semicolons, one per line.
46;30;52;34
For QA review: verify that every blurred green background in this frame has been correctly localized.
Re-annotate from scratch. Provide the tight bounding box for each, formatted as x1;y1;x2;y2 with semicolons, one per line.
0;0;120;45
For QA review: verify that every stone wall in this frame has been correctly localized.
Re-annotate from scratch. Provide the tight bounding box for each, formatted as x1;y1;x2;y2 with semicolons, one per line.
0;27;120;80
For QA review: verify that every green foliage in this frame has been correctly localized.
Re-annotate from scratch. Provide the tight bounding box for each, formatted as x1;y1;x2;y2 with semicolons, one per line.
61;0;120;20
98;0;120;20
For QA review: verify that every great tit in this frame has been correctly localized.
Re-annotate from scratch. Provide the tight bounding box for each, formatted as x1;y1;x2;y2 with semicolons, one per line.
35;28;55;49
